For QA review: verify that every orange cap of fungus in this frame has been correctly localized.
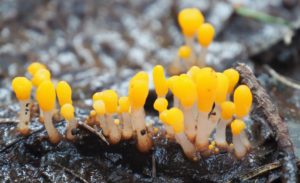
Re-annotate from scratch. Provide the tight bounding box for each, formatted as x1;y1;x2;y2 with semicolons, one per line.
93;100;106;115
61;103;75;121
234;85;252;118
223;68;239;94
221;101;235;120
215;73;229;105
93;92;104;101
196;67;218;112
197;23;215;48
167;76;179;93
178;46;191;59
27;62;46;76
178;8;204;37
36;80;56;112
130;71;149;85
100;90;118;114
56;81;72;106
152;65;168;97
160;108;184;134
153;98;168;113
32;68;51;87
119;96;130;113
173;75;197;107
231;119;246;136
129;80;149;110
12;77;32;100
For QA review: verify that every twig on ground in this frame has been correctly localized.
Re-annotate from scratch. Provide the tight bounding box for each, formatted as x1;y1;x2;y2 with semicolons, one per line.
264;65;300;90
53;163;89;183
78;121;109;145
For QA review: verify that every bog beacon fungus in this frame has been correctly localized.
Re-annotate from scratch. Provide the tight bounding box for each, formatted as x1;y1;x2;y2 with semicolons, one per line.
61;103;77;140
118;96;133;140
11;77;32;135
36;80;61;144
129;72;153;152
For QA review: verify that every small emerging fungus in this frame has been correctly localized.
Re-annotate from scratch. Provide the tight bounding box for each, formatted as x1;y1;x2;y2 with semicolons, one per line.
153;97;173;137
160;108;197;160
172;74;197;141
178;8;204;65
170;46;192;74
195;67;218;151
215;101;235;149
231;119;249;159
197;23;215;67
118;96;133;140
233;85;252;150
56;81;72;106
36;80;61;144
101;90;121;144
12;77;32;135
27;62;46;76
93;99;109;136
129;72;152;152
61;103;77;140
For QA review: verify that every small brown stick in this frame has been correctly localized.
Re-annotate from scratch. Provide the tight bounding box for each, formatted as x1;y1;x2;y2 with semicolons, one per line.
78;121;109;145
264;65;300;90
52;163;89;183
236;63;297;183
152;153;156;178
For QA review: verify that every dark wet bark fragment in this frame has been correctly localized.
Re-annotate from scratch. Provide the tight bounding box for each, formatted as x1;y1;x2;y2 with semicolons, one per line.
236;63;297;183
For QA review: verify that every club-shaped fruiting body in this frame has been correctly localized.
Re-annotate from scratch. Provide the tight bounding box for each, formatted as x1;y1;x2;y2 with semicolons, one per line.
12;77;32;135
211;73;230;136
223;68;240;94
32;68;51;87
215;101;235;149
231;119;249;159
118;96;133;140
197;23;215;48
234;85;252;118
129;72;152;152
152;65;168;98
178;8;204;37
61;103;77;140
172;74;197;141
167;76;180;108
100;90;121;144
56;81;72;106
36;80;60;144
160;108;197;160
195;67;218;151
27;62;46;76
93;99;109;136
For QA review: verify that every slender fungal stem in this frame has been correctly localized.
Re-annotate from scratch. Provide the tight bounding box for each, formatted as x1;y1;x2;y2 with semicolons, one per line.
121;112;133;140
18;99;31;135
182;106;196;142
106;114;121;144
98;115;109;136
184;36;196;66
215;119;231;149
232;135;247;159
44;111;61;144
175;132;197;160
131;108;152;152
66;119;77;140
195;111;218;151
197;47;208;68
